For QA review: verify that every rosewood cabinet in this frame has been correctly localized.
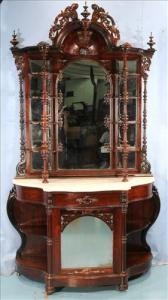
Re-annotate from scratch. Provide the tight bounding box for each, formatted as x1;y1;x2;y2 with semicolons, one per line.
8;2;160;295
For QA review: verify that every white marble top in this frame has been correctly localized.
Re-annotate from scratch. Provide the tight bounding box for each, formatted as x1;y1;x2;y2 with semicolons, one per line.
13;176;154;192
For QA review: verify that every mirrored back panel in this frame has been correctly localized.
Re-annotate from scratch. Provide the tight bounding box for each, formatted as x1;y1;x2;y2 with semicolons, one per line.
57;60;111;170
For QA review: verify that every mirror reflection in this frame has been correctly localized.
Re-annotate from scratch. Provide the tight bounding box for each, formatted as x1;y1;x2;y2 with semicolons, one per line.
31;124;42;147
32;152;43;170
31;99;43;122
61;216;113;269
58;60;111;170
30;76;43;97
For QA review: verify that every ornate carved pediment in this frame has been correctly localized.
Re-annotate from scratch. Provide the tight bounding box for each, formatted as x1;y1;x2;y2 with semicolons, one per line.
49;3;120;54
91;4;120;45
49;3;79;42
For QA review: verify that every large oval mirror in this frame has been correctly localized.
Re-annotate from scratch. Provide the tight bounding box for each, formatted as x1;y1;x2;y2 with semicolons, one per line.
57;60;111;170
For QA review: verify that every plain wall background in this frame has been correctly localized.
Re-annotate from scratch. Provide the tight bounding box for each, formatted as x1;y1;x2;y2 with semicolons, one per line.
1;0;168;275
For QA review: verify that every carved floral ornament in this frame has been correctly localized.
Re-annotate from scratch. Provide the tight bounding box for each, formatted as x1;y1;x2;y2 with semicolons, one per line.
49;2;120;47
61;210;113;232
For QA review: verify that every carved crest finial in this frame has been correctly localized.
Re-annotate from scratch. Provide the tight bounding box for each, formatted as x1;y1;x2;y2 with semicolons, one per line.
147;32;155;50
81;1;90;20
10;30;19;48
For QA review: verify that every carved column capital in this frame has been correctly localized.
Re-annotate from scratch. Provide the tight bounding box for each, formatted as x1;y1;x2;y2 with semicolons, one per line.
141;55;151;79
14;55;25;75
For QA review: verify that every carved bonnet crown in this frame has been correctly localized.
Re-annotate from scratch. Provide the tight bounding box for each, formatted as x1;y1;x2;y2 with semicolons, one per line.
49;3;120;55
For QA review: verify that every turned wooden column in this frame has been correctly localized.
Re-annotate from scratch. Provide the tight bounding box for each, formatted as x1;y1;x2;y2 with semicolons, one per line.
16;56;26;176
38;42;50;183
45;192;61;295
119;191;128;290
122;47;129;182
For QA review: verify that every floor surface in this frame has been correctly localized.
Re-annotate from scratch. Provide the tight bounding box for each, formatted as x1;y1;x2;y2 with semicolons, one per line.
1;265;168;300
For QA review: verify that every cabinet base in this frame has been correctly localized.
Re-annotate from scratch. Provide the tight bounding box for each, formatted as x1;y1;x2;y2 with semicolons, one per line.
15;251;152;294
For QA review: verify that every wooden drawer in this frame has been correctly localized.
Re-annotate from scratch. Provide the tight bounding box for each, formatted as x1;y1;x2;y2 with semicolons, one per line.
48;191;121;208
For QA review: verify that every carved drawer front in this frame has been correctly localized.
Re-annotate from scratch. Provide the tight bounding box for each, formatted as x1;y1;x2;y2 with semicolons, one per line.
48;191;121;208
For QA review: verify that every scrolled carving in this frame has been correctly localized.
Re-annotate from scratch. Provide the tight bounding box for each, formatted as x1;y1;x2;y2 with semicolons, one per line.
104;92;112;105
141;56;151;79
15;56;24;74
104;115;110;129
38;41;50;59
76;195;98;206
8;186;16;203
16;160;26;176
91;4;120;45
58;90;63;107
49;3;79;42
61;210;113;232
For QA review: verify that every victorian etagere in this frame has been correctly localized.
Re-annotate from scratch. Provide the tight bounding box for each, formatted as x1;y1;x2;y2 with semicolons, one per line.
8;2;160;295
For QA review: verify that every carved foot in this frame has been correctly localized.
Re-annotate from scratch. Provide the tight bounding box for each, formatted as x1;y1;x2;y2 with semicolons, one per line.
119;273;128;291
119;283;128;291
45;286;55;295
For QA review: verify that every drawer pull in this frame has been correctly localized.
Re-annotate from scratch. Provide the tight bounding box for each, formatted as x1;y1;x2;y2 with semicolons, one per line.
76;195;98;206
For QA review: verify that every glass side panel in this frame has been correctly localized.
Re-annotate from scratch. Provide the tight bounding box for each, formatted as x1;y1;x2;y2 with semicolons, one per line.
32;152;43;170
128;77;137;97
30;60;50;73
117;151;136;168
115;76;137;97
116;60;137;74
61;216;113;268
31;124;42;147
118;124;136;147
30;60;43;73
30;76;43;97
57;60;111;170
30;77;51;98
30;99;43;122
118;98;137;121
31;149;53;171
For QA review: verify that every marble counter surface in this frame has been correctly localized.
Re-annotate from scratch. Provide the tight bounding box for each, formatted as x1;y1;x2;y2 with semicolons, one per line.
13;176;154;192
